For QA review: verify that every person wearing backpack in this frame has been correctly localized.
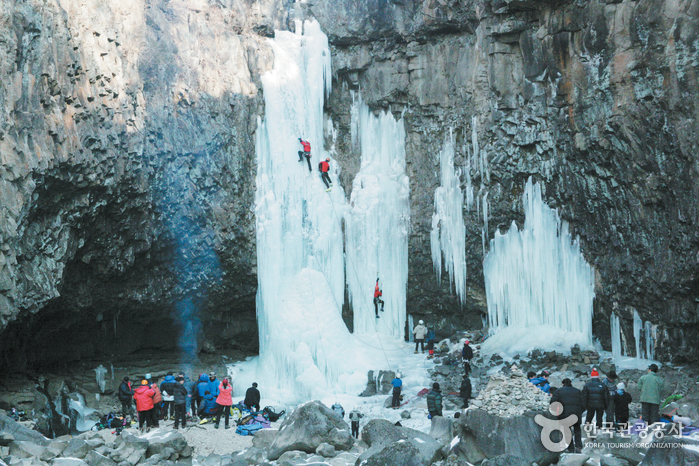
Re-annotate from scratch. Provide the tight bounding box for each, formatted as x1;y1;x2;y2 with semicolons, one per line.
459;376;472;409
133;380;155;433
197;390;218;422
149;378;162;427
349;407;363;438
214;377;234;429
582;369;609;429
194;373;209;416
462;340;473;375
173;376;188;429
118;377;134;418
160;372;177;420
391;373;403;408
244;382;261;412
331;402;345;419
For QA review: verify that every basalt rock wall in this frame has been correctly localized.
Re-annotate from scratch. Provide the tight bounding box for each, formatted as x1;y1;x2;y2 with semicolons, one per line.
0;0;697;370
310;0;699;361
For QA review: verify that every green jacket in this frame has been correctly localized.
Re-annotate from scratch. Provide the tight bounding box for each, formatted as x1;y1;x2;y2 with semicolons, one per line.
638;372;663;404
426;388;442;416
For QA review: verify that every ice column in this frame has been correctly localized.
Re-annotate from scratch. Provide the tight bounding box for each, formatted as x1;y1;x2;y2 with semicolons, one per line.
431;130;467;303
483;177;595;350
611;312;622;357
633;310;656;359
254;20;363;402
345;96;410;337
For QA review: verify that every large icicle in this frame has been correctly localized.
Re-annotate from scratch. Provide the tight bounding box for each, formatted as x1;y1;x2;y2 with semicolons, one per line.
252;20;370;403
611;312;622;358
431;130;467;303
345;96;410;338
481;177;595;355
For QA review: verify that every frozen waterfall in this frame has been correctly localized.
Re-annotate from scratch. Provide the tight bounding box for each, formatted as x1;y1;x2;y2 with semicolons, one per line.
241;20;407;404
431;130;467;303
481;177;595;355
345;95;410;337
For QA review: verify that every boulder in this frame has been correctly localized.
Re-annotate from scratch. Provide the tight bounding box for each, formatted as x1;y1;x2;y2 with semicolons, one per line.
109;432;148;464
361;439;424;466
0;414;49;446
315;443;336;458
267;401;353;460
276;450;307;466
602;433;648;465
143;446;175;464
428;416;454;445
144;430;187;457
481;455;531;466
600;456;630;466
52;459;89;466
400;411;411;419
0;432;14;446
8;441;46;459
227;447;268;465
251;429;277;450
358;419;442;465
83;451;117;466
62;438;90;459
642;436;699;465
457;409;557;466
555;453;589;466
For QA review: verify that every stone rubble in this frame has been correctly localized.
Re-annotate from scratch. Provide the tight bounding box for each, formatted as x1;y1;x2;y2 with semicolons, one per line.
470;365;550;418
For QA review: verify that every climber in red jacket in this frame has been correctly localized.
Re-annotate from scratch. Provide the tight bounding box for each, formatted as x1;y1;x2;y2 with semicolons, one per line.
298;138;312;172
319;158;332;191
374;278;384;318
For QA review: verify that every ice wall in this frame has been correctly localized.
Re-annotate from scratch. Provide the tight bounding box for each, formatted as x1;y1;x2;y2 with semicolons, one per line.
482;177;595;354
633;310;656;359
345;96;410;337
251;20;398;403
431;130;467;303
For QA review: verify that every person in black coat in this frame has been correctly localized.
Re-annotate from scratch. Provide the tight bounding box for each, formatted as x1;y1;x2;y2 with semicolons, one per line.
118;377;134;417
582;369;609;429
459;376;472;409
462;341;473;375
550;378;584;452
613;382;633;429
172;377;189;429
244;382;261;412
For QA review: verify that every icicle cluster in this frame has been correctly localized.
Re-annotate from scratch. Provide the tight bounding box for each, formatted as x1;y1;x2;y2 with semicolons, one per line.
345;95;410;338
431;130;467;303
633;310;656;360
483;178;594;345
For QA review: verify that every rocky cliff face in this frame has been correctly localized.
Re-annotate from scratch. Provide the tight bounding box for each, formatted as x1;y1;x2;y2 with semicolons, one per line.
0;0;697;370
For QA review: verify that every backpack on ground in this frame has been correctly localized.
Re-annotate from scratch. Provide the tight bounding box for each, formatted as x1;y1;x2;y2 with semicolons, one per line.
237;414;255;426
235;422;265;436
262;406;285;422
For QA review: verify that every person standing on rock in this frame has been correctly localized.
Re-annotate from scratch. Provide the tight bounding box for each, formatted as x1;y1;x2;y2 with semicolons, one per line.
638;363;663;425
214;377;234;429
459;376;472;409
349;407;363;438
413;320;427;354
550;378;584;453
426;382;443;417
133;380;155;433
173;376;188;429
462;340;474;375
118;376;134;418
298;138;312;172
244;382;261;412
613;382;632;430
391;373;403;408
160;372;177;420
582;369;608;430
319;158;333;191
602;370;618;427
374;278;384;318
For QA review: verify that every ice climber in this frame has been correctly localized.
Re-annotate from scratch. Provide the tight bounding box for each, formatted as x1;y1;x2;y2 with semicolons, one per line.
413;320;427;353
426;382;443;418
391;373;402;408
319;157;332;191
374;278;385;317
426;328;436;359
298;138;312;172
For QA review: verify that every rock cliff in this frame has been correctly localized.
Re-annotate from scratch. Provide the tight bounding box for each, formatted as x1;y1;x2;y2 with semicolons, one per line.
0;0;697;369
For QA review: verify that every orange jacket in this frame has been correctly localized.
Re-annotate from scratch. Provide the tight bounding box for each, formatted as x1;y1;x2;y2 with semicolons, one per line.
151;384;162;404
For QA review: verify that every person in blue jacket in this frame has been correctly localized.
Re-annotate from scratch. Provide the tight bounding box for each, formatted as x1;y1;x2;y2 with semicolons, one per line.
197;391;218;421
391;373;403;408
207;372;220;398
195;373;209;415
528;370;551;394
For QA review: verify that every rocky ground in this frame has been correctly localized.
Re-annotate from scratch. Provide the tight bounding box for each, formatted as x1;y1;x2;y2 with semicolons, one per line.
3;333;699;465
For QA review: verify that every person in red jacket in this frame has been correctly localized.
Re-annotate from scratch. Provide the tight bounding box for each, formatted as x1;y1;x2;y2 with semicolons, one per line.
149;379;162;428
133;380;155;433
374;278;384;318
319;158;332;191
298;138;312;172
214;377;234;429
